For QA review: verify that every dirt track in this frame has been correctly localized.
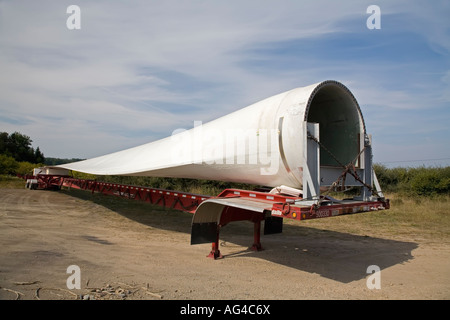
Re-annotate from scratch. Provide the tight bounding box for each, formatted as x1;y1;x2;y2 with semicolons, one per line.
0;188;449;300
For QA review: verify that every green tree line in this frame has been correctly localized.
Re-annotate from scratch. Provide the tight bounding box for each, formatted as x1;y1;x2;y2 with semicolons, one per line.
0;131;45;175
374;164;450;196
0;132;44;163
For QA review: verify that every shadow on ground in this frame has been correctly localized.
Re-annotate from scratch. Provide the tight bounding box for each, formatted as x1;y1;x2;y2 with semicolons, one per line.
65;189;418;283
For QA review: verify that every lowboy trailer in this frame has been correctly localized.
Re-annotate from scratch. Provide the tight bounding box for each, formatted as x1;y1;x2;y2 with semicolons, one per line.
25;171;389;259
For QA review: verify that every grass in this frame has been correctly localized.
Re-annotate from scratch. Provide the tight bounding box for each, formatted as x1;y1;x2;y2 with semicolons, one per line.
0;174;26;189
289;193;450;243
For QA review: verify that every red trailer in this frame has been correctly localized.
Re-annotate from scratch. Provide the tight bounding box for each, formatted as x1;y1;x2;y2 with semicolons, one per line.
26;172;389;259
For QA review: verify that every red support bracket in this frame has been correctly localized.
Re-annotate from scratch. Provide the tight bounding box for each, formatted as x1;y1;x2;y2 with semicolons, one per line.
207;228;223;259
250;220;263;251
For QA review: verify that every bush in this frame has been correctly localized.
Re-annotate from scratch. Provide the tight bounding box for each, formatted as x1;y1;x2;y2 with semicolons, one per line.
0;154;19;175
16;161;44;176
408;167;450;196
374;164;450;196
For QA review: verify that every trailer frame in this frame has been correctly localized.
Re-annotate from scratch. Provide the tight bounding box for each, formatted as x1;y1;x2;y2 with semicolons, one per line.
25;173;389;259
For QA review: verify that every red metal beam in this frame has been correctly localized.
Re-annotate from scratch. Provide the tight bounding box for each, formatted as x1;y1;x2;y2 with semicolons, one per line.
61;178;209;214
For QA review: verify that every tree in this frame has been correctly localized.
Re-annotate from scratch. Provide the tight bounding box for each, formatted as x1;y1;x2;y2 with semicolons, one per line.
9;132;33;162
0;132;9;155
35;147;45;164
0;131;45;164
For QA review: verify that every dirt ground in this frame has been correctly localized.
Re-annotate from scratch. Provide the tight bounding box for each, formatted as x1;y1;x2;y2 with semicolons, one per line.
0;188;449;300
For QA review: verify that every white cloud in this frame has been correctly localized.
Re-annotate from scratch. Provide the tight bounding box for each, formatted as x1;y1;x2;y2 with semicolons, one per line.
0;0;448;166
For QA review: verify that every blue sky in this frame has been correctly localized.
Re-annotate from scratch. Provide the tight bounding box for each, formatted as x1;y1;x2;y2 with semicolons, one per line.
0;0;449;167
